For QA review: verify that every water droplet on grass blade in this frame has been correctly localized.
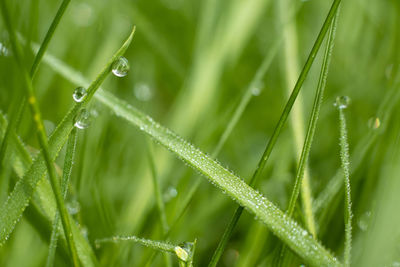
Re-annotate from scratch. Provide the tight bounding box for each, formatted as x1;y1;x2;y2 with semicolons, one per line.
112;57;130;77
74;109;92;129
73;87;87;102
368;117;381;129
334;96;350;109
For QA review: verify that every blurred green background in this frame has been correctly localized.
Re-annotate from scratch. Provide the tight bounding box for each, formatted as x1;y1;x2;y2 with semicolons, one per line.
0;0;400;266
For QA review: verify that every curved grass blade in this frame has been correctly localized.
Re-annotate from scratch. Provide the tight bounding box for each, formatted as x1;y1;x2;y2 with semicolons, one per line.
0;1;80;264
46;128;78;267
0;25;136;259
337;106;353;266
208;0;342;265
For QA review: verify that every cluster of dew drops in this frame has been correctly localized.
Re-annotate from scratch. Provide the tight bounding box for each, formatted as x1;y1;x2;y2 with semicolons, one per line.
73;57;130;129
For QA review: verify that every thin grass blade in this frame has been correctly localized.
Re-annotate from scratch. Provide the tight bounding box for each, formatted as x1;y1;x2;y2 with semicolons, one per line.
337;105;353;266
46;128;78;267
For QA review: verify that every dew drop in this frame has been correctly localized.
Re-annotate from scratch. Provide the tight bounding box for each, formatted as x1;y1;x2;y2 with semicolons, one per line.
134;83;153;101
74;109;92;129
368;117;381;130
334;96;350;109
358;211;371;231
73;87;87;102
163;186;178;202
112;57;130;77
251;86;262;96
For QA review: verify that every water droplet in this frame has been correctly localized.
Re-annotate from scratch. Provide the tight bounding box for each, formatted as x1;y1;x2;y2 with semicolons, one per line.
74;109;92;129
334;96;350;109
112;57;130;77
163;186;178;202
368;117;381;130
134;83;154;101
67;199;81;215
73;87;87;102
251;86;262;96
358;211;371;231
174;246;189;262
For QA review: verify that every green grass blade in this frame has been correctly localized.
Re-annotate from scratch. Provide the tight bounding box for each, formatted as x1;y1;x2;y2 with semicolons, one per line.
46;128;78;267
147;139;169;234
30;0;70;78
0;25;136;258
337;106;353;266
0;1;80;265
95;235;175;253
208;0;341;265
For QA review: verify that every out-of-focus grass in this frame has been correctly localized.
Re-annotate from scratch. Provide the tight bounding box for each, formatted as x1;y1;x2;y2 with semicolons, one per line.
0;0;399;266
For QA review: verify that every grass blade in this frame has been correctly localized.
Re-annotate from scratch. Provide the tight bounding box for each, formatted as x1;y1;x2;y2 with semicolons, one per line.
30;0;70;78
0;25;136;259
336;103;353;267
208;0;342;265
0;1;80;264
46;128;78;267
